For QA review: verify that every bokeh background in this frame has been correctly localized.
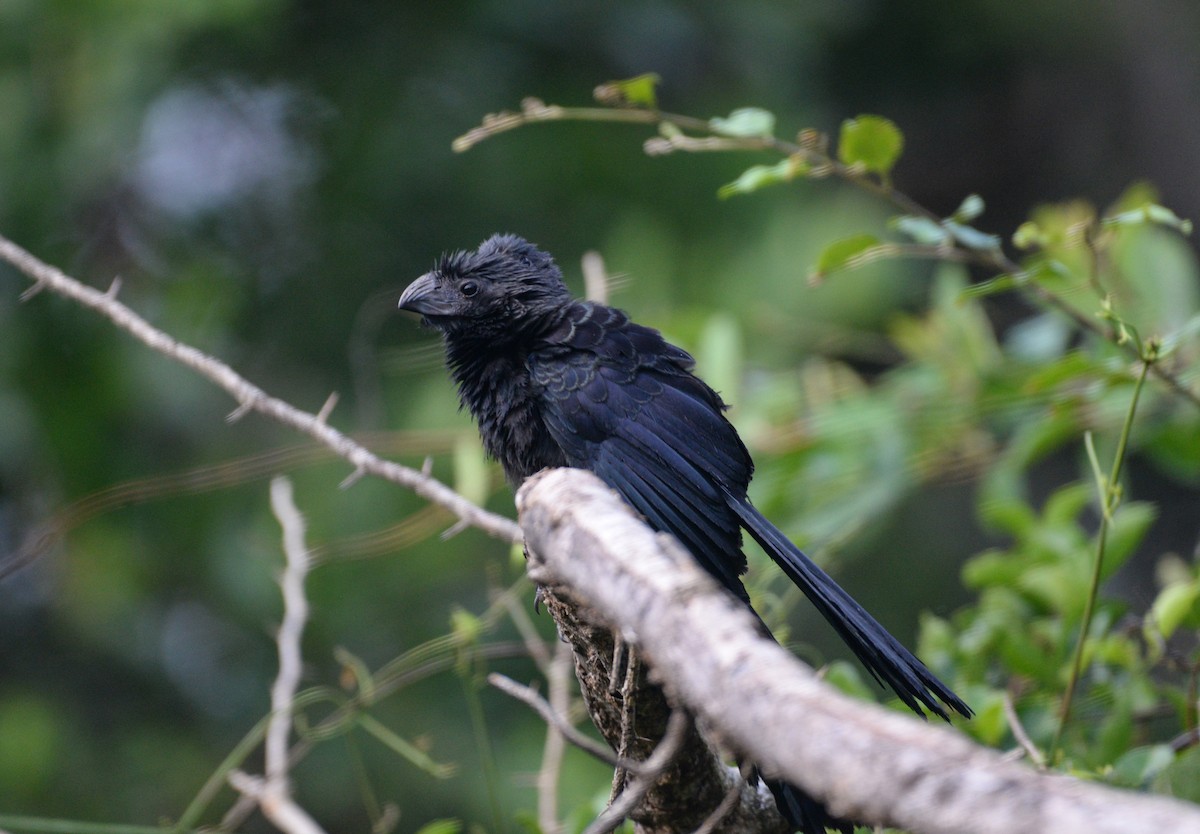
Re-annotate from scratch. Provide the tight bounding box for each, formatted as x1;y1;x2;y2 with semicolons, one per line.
2;1;1199;831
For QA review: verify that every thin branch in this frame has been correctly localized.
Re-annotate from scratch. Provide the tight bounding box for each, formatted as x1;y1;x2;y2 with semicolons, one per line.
1003;690;1046;768
0;233;522;548
691;780;746;834
228;477;326;834
266;476;311;781
537;642;574;834
498;586;554;671
227;772;325;834
451;97;1200;410
1170;727;1200;753
488;673;631;770
216;580;535;832
581;708;691;834
1054;356;1154;758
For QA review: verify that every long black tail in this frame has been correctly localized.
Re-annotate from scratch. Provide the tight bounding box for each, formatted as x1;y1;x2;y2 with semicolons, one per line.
727;491;971;721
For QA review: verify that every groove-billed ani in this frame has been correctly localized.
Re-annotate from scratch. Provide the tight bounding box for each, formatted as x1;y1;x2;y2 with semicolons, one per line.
398;233;971;833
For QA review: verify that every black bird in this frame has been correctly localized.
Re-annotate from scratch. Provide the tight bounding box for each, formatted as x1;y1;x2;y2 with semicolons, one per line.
398;233;970;832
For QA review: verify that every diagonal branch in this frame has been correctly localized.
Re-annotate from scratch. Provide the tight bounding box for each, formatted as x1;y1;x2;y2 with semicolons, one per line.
516;467;1200;834
0;233;522;547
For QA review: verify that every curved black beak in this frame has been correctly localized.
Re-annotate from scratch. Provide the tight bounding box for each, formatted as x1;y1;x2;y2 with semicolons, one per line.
398;272;455;316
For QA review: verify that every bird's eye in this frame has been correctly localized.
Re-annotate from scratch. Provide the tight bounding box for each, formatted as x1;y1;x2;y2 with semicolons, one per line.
460;281;479;298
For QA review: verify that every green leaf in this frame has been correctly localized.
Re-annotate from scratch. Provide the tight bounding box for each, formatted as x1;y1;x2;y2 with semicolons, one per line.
959;273;1020;300
414;819;464;834
710;107;776;139
717;158;801;198
596;73;661;107
1110;744;1176;788
1148;577;1200;638
962;689;1008;746
953;194;986;223
1103;203;1194;235
1155;745;1200;802
838;114;904;177
891;215;948;245
809;234;882;281
1099;502;1157;577
821;660;877;703
1012;221;1045;250
945;220;1001;251
1158;311;1200;357
450;606;483;644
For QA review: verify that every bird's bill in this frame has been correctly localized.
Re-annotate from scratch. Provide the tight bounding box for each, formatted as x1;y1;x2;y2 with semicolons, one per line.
398;272;456;316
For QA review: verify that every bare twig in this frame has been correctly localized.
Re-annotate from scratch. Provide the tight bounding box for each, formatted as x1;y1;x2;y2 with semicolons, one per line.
265;476;311;781
227;772;325;834
495;585;573;834
1003;690;1046;768
581;250;610;305
1169;727;1200;753
0;233;522;547
538;644;574;834
582;708;690;834
692;780;746;834
499;588;554;671
488;673;630;770
228;477;327;834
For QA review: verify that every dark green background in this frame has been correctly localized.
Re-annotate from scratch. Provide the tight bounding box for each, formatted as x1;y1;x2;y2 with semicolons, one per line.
2;1;1198;830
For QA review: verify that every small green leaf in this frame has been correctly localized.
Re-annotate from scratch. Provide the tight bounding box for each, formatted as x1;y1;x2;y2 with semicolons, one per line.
821;660;876;702
945;220;1001;251
717;158;801;198
1148;578;1200;638
595;73;661;107
1012;221;1045;249
891;215;948;245
962;689;1008;746
1100;502;1157;577
959;273;1020;300
1155;745;1200;802
809;234;882;281
953;194;986;223
450;606;483;644
710;107;777;138
414;819;464;834
1103;203;1194;235
1110;745;1176;788
838;114;904;177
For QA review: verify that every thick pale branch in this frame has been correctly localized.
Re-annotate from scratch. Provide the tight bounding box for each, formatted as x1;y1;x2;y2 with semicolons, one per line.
516;468;1200;834
0;233;521;546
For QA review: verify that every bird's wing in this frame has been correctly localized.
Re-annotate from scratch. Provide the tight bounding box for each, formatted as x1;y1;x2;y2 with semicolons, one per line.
531;305;971;722
530;304;754;600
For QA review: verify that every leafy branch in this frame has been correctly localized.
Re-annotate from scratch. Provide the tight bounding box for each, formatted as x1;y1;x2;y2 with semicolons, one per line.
452;77;1200;409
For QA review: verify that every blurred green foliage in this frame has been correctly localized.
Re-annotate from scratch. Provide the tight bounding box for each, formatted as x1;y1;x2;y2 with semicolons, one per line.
2;2;1200;833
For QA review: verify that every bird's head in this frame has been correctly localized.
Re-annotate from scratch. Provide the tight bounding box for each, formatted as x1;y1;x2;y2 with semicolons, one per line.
398;234;572;342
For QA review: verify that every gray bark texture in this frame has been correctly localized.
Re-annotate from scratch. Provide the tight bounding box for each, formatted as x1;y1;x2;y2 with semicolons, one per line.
515;467;1200;834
